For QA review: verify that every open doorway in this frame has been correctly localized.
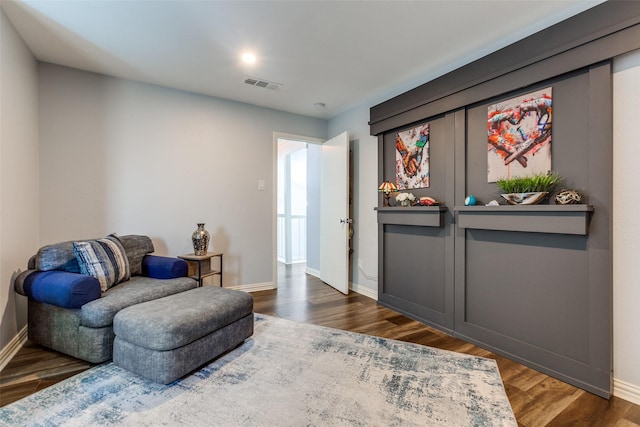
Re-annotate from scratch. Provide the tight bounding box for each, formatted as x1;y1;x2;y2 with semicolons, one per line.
276;135;323;286
277;140;307;265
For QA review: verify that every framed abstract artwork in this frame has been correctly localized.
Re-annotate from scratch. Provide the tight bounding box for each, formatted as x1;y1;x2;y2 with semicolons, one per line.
487;87;552;182
395;123;430;189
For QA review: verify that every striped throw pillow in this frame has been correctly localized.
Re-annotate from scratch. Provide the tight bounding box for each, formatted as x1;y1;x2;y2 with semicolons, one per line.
73;236;131;292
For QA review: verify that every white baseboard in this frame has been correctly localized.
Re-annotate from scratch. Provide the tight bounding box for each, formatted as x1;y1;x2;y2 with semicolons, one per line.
613;378;640;405
0;326;27;372
349;283;378;300
224;282;276;293
305;267;321;278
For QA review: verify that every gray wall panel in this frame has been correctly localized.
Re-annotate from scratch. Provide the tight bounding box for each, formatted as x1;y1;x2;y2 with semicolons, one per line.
383;225;445;313
586;62;613;372
465;68;591;204
377;113;455;330
464;229;589;363
372;2;635;398
382;115;447;203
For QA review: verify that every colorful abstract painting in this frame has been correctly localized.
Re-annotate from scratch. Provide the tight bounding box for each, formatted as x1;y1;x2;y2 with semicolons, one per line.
395;123;430;189
487;87;552;182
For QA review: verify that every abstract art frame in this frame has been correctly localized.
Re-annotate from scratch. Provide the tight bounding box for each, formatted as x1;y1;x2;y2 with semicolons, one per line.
487;87;552;182
395;123;430;189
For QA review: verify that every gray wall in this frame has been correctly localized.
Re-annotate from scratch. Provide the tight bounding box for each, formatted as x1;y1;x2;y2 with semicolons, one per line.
37;63;327;287
0;9;39;355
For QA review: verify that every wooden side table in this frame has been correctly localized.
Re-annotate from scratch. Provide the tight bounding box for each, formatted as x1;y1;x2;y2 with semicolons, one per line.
178;252;223;287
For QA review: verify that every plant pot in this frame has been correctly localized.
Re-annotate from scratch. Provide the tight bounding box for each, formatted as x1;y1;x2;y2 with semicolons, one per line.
501;192;548;205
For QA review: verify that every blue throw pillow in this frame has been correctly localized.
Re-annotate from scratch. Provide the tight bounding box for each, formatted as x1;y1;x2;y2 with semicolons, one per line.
73;236;131;292
23;271;101;309
142;255;188;279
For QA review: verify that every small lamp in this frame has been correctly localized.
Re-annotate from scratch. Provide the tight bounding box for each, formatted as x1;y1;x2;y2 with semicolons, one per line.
378;181;398;207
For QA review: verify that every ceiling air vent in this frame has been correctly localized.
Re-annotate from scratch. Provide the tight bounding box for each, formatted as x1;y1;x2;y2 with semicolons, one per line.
244;76;283;90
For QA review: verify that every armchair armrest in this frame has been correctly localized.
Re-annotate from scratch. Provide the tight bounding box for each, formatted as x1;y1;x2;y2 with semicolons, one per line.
14;269;36;296
141;255;188;279
21;271;101;309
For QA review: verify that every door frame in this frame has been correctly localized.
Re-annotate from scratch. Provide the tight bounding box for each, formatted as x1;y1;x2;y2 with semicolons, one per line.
272;132;325;288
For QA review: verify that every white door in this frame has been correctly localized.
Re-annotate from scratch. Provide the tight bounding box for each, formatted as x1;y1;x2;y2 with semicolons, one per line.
320;132;350;294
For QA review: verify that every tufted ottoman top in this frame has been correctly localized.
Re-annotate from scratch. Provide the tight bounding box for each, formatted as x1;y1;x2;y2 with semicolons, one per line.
113;287;254;351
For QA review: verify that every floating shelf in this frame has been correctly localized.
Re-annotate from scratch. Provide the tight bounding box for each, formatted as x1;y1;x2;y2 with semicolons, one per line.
375;206;448;227
454;205;594;235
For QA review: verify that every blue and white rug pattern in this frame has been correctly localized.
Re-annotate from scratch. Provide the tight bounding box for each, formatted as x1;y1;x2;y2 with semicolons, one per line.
0;314;517;426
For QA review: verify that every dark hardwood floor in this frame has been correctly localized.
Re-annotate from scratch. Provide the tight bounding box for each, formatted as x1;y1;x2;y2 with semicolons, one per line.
1;263;639;426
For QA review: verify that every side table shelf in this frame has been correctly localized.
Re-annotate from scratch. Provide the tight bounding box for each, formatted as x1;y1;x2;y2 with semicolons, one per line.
178;253;223;287
454;205;594;235
375;206;448;227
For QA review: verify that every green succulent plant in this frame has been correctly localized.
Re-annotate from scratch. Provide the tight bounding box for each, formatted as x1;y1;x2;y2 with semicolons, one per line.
496;172;562;194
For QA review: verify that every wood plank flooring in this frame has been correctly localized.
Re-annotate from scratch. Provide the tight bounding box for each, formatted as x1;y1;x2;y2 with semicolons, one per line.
1;263;639;426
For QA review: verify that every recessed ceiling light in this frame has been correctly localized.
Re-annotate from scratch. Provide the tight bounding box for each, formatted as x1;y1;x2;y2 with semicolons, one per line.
241;52;256;64
313;102;326;109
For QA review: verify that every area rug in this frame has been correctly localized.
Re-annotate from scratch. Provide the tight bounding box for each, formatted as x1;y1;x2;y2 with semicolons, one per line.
0;314;516;426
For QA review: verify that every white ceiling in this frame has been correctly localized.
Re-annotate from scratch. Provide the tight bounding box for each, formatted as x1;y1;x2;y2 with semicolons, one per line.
2;0;605;119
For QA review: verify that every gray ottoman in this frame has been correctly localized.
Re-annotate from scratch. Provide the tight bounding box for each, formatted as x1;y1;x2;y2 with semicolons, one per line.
113;286;254;384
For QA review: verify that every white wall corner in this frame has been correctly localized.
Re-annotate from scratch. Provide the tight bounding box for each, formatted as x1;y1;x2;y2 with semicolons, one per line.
613;378;640;406
0;326;27;372
349;282;378;301
613;49;640;402
305;266;321;278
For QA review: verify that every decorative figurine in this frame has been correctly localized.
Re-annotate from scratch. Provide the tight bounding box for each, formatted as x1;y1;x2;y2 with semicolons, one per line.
419;196;439;206
555;189;582;205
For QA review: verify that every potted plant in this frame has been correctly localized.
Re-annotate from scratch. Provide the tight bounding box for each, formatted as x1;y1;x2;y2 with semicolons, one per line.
496;172;562;205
